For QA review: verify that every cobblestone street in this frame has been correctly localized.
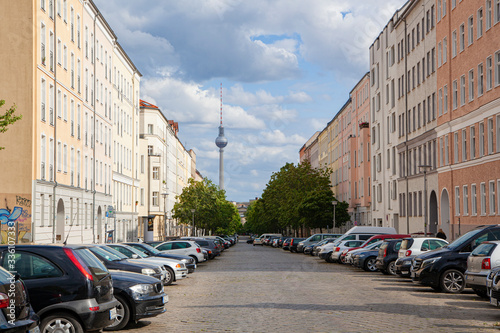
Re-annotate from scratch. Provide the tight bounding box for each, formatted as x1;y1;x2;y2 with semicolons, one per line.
121;239;500;333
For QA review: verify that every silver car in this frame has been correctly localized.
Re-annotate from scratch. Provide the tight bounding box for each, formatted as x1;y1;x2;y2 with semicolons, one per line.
466;240;500;298
330;240;364;263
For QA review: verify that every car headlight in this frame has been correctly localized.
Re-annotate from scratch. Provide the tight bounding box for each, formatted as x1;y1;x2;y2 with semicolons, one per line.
141;268;156;276
130;284;154;298
181;259;189;263
421;257;441;269
298;242;304;246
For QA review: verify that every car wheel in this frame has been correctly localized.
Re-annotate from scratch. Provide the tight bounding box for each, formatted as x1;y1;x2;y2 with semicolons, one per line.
325;253;335;263
189;255;199;264
105;295;130;331
387;261;397;275
440;269;465;293
41;312;83;333
164;267;174;286
363;257;378;272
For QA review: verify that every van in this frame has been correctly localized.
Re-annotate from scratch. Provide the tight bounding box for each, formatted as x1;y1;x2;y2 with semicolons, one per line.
253;233;282;246
296;234;342;253
338;226;398;242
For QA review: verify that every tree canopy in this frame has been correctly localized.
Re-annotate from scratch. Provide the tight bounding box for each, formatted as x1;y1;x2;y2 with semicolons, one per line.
244;161;350;235
0;100;22;150
172;178;241;235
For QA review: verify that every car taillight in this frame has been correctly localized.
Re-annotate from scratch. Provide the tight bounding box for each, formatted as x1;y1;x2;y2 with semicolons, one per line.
0;293;9;309
335;247;340;252
196;248;201;253
63;248;94;281
89;306;100;311
383;248;387;257
482;258;491;270
405;250;412;256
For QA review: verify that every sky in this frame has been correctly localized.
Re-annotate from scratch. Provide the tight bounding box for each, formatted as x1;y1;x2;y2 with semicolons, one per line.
94;0;407;202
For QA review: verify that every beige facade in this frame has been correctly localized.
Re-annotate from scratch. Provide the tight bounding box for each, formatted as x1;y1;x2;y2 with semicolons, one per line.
138;101;195;241
0;0;140;244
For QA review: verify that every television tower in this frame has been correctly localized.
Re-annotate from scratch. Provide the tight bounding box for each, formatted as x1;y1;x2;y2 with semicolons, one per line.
215;83;228;190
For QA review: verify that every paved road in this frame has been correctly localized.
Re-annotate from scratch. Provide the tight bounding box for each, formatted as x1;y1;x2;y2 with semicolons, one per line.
121;238;500;332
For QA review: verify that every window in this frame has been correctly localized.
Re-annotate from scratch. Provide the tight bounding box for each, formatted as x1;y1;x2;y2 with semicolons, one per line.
469;69;475;101
481;182;487;215
490;181;496;214
468;16;474;46
460;75;466;106
472;184;477;215
41;23;46;65
41;135;46;180
148;124;153;134
152;167;159;180
452;30;457;58
444;85;448;113
496;0;500;24
496;51;500;86
454;132;459;163
455;186;460;216
2;251;62;279
478;8;484;38
41;78;46;122
487;0;492;30
488;118;494;154
439;88;443;116
463;185;469;215
480;122;485;157
452;80;458;109
471;125;477;159
443;37;447;64
487;56;493;90
152;192;159;206
459;24;465;52
462;129;467;161
478;63;484;96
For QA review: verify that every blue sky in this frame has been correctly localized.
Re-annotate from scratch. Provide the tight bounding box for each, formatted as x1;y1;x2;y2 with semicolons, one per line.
94;0;406;202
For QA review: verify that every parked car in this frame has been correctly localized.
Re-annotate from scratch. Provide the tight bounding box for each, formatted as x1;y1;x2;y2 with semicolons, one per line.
375;239;404;275
86;245;167;283
0;266;39;333
352;247;381;272
411;225;500;293
338;234;410;264
465;240;500;298
0;244;119;333
154;240;205;264
282;238;291;251
330;240;365;263
123;242;197;274
318;240;342;260
253;234;282;246
303;244;315;255
311;238;337;257
107;270;167;330
289;238;306;253
345;240;383;265
395;256;415;277
181;238;221;259
296;234;342;253
398;237;449;259
106;243;188;285
487;266;500;306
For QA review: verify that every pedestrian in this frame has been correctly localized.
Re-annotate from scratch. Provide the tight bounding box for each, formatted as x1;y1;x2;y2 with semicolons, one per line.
436;228;446;240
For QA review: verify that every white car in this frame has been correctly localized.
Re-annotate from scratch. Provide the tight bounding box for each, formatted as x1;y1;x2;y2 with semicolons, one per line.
345;240;384;265
398;237;448;258
466;240;500;298
155;240;206;264
329;240;364;263
107;243;188;285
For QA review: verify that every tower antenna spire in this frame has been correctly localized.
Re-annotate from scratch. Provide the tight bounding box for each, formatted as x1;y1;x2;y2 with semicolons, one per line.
215;82;228;190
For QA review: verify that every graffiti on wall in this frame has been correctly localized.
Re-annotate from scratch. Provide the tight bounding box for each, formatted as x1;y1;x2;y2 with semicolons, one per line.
0;194;32;244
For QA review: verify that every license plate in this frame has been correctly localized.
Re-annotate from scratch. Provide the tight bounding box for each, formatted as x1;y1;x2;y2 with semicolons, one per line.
491;297;499;306
109;307;117;320
402;270;409;274
162;295;168;304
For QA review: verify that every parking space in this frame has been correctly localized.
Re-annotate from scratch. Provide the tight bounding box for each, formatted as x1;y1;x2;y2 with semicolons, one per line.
120;239;500;332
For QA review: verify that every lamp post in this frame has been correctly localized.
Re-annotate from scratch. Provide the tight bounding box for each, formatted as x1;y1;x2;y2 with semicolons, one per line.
332;200;337;231
190;209;195;237
419;165;432;236
161;193;168;240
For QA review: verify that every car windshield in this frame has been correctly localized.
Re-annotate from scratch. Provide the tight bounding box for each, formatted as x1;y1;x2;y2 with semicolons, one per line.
445;228;489;250
89;246;122;261
135;243;162;255
471;243;496;256
100;245;132;260
74;248;109;279
121;245;149;258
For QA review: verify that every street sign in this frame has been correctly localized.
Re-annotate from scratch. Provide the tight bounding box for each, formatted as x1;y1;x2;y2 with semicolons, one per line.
106;205;115;218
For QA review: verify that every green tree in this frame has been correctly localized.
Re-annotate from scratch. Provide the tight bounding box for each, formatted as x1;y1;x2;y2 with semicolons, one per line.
297;188;335;231
0;100;22;150
172;178;241;235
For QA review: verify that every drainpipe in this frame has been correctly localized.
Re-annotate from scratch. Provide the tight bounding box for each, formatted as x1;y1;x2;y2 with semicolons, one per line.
52;6;59;243
404;18;409;234
92;11;100;243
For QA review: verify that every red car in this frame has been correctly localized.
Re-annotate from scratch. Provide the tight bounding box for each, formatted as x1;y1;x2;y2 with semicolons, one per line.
339;234;411;264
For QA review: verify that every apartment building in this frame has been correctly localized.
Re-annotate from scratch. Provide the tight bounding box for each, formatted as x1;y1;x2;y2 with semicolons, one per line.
138;100;195;241
299;132;320;167
0;0;141;244
436;0;500;238
112;43;141;242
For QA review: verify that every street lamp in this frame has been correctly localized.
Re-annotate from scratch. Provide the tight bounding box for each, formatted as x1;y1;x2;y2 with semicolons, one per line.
161;193;168;240
419;165;432;236
332;200;338;231
190;209;195;237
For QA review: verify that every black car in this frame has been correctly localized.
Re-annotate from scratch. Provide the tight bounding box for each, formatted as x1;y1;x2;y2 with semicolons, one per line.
106;270;167;330
0;266;39;333
395;256;415;277
0;244;118;333
124;242;197;273
352;248;379;272
411;225;500;293
303;244;315;255
86;245;165;282
282;238;291;251
289;238;306;253
375;239;403;275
